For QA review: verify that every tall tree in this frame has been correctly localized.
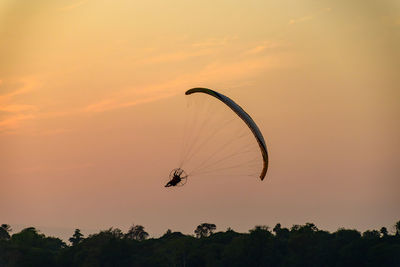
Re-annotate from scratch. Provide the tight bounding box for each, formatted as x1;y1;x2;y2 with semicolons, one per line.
125;224;149;241
0;224;11;240
162;229;172;237
273;223;281;235
380;227;388;238
194;223;216;238
69;229;84;246
395;221;400;236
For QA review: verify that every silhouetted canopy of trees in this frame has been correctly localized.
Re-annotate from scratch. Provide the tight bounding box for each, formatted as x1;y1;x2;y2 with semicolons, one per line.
125;224;149;241
0;221;399;266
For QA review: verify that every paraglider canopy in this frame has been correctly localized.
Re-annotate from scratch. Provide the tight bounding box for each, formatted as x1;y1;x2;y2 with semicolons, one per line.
185;88;268;180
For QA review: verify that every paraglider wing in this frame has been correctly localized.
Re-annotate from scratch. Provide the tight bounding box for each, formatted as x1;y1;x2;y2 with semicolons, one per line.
185;88;268;180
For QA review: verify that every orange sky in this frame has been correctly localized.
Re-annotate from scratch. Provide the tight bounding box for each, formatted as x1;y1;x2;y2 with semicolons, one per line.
1;0;399;240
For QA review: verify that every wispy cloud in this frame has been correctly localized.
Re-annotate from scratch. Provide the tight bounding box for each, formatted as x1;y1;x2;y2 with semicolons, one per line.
83;50;292;115
198;54;291;82
0;114;36;128
0;104;38;113
84;80;184;113
243;41;288;55
289;15;314;25
0;39;294;134
0;76;41;131
192;36;238;47
84;92;177;113
289;8;331;25
245;45;267;55
140;49;213;64
0;77;40;102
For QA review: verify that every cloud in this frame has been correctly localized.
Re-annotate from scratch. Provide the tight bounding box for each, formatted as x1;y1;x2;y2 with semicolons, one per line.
85;92;177;113
244;45;267;55
0;39;294;134
0;76;41;131
289;8;331;25
192;36;238;47
0;76;40;102
140;49;213;64
243;41;288;55
0;114;36;128
198;54;291;82
0;104;38;113
83;50;292;114
289;15;313;25
84;80;184;113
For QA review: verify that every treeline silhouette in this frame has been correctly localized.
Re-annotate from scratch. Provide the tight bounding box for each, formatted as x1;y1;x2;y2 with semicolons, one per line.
1;221;399;266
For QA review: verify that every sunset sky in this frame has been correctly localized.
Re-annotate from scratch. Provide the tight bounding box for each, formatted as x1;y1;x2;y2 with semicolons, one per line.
1;0;399;240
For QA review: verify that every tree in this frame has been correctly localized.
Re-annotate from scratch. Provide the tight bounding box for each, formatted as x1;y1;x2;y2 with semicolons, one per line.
291;224;301;232
362;230;380;239
293;223;318;233
1;224;11;233
0;224;11;240
395;221;400;236
249;225;270;233
109;228;124;239
162;229;172;238
194;223;216;238
125;224;148;241
11;227;42;246
2;221;400;266
11;227;65;250
69;229;84;246
273;223;281;235
380;227;388;238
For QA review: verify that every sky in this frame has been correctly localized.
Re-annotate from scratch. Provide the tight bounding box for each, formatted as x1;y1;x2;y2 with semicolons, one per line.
1;0;399;241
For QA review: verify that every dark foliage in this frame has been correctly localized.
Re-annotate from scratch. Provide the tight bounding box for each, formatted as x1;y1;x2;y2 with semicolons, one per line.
194;223;217;238
69;229;84;246
0;221;399;266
